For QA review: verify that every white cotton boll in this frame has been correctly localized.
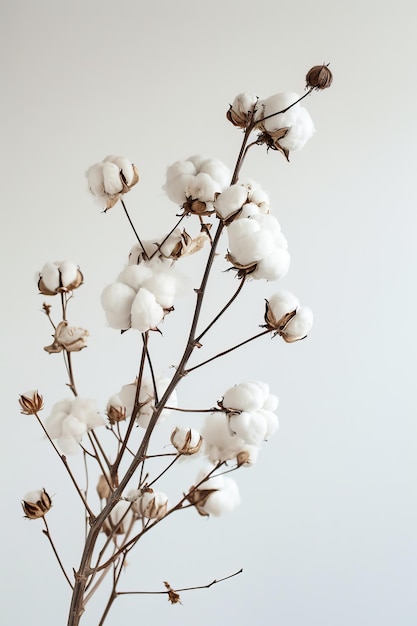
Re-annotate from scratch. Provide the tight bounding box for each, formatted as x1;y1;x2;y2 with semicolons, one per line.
70;397;103;429
44;399;72;439
229;410;268;446
279;107;315;151
142;271;176;309
40;262;60;292
104;155;134;185
252;247;291;281
223;381;266;412
101;282;136;329
164;174;195;204
201;477;241;517
130;288;164;332
185;172;218;202
166;160;197;183
117;264;153;292
86;162;105;196
118;383;136;418
284;306;314;339
58;260;79;288
260;92;301;132
263;393;279;412
227;220;275;266
214;184;248;219
139;491;168;519
268;291;300;321
258;408;279;439
202;412;248;463
101;162;123;195
232;92;258;114
187;154;208;171
199;158;230;189
239;202;262;218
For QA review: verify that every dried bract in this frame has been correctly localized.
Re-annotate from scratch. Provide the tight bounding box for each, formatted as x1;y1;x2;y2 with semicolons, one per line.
44;321;89;353
164;582;182;605
96;475;111;501
22;489;52;519
19;390;44;415
306;64;333;90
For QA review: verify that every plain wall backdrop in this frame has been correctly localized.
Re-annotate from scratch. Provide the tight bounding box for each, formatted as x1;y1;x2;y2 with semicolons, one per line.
1;1;417;625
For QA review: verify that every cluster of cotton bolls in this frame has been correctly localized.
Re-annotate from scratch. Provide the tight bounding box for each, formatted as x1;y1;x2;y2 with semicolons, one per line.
107;377;177;429
163;155;230;212
45;397;104;455
101;252;182;332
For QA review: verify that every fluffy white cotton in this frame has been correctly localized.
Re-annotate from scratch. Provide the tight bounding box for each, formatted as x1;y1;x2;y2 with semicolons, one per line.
267;291;300;322
101;282;136;330
164;155;230;205
45;397;104;455
194;470;241;516
104;155;135;185
171;427;202;454
229;410;268;446
223;381;267;412
258;92;315;151
101;162;124;195
283;306;314;340
214;184;249;220
202;412;258;465
251;247;291;281
228;219;275;265
130;288;164;332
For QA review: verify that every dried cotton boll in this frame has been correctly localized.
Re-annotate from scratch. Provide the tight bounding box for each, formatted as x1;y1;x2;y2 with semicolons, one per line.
139;490;168;520
227;92;258;128
38;260;83;295
130;288;165;332
22;489;52;519
171;427;203;455
86;155;139;210
129;241;159;264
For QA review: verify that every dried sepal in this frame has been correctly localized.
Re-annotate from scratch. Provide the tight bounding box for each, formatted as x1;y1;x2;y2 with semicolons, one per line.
22;489;52;519
256;128;291;161
139;488;168;520
186;487;218;517
19;390;44;415
225;252;258;277
44;321;89;354
264;301;297;333
164;581;182;605
96;475;111;501
182;198;213;217
306;64;333;90
107;403;127;425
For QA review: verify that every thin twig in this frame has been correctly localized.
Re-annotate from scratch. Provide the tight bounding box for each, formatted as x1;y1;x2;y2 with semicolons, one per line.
42;517;73;589
117;568;243;596
185;329;271;374
195;276;246;343
120;198;149;260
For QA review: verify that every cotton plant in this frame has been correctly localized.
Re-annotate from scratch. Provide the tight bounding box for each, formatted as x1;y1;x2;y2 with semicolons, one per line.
19;64;332;626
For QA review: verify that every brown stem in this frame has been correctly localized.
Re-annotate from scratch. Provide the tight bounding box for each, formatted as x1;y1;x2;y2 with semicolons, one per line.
120;198;149;260
42;517;73;588
195;276;246;343
185;329;271;374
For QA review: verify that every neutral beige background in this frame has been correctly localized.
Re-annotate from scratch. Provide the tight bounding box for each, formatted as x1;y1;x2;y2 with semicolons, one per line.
2;1;417;624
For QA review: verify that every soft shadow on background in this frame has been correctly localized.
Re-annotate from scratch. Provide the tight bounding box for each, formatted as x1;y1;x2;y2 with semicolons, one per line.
2;1;417;625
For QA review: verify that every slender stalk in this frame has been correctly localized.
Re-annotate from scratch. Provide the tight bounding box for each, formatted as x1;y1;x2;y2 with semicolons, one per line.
149;214;186;260
117;567;243;596
185;329;271;374
195;276;246;343
120;198;149;259
42;517;73;589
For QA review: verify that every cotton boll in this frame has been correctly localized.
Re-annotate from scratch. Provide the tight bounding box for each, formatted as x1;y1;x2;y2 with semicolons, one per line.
142;270;177;308
101;161;124;195
198;158;230;189
101;282;136;329
202;412;252;463
117;264;153;291
222;381;266;412
164;173;196;204
252;247;291;281
259;92;301;132
267;291;300;322
104;155;134;186
279;107;315;151
258;408;279;439
86;162;105;196
252;214;288;249
227;220;275;265
214;184;248;220
185;172;218;202
229;410;268;446
130;288;164;332
40;262;60;292
200;477;241;516
45;397;103;455
283;306;314;340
